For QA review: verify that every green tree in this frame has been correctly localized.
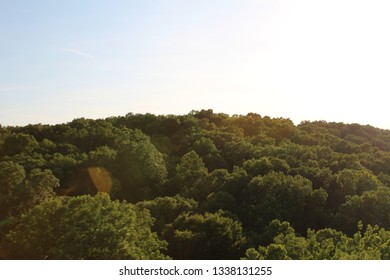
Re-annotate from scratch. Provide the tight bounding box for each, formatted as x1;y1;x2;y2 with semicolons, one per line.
38;138;56;154
240;172;327;233
137;195;198;235
0;161;58;220
174;151;209;201
201;191;238;214
243;220;309;260
0;161;26;219
337;187;390;233
243;157;273;177
1;133;39;156
219;166;251;199
222;140;256;169
87;146;117;169
5;194;168;259
46;153;85;183
336;168;382;196
193;137;225;170
115;129;168;202
244;220;390;260
163;210;246;259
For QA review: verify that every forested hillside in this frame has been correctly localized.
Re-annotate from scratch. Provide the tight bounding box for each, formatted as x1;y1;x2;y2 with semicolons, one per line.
1;110;390;259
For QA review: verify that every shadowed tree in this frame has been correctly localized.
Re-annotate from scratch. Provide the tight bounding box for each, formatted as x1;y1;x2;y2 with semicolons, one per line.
163;210;246;259
0;161;58;220
114;129;168;202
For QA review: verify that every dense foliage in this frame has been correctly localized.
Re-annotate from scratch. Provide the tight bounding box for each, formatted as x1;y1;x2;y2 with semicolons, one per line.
1;110;390;259
6;194;167;259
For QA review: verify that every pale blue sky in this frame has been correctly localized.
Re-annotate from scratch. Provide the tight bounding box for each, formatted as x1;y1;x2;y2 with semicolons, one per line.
1;0;390;129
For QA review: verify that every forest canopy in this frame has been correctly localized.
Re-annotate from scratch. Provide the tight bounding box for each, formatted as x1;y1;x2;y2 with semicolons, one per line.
1;109;390;259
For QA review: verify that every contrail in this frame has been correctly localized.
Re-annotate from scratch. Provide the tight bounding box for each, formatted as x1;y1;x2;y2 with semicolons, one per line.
60;48;97;60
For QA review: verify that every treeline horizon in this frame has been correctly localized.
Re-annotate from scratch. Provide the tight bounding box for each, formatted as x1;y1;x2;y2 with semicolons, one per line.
2;112;389;132
1;109;390;259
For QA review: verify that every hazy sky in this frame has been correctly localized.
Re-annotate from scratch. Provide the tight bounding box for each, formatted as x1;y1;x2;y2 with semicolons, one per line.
1;0;390;129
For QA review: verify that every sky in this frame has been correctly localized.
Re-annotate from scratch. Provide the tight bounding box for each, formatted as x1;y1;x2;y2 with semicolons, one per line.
1;0;390;129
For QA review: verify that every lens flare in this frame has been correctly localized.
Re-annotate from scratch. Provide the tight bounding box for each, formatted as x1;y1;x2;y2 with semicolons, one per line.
87;167;113;193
